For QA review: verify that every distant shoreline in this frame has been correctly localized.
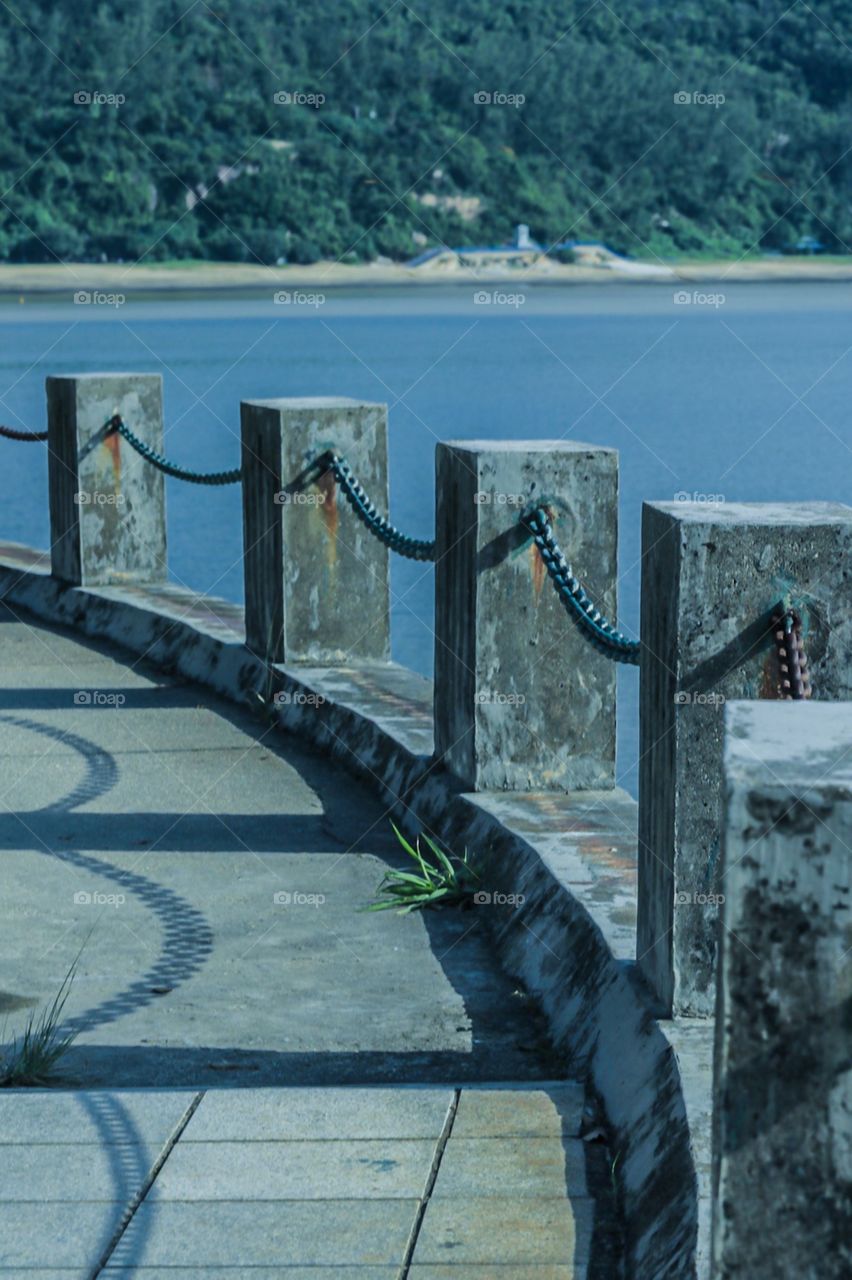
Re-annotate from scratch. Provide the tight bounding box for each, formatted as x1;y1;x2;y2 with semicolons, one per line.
2;257;852;298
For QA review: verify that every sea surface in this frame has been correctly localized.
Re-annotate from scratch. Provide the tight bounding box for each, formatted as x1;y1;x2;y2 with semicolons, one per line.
2;281;850;794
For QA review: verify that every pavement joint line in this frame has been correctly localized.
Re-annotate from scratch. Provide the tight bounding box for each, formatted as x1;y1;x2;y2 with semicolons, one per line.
90;1089;205;1278
398;1086;460;1278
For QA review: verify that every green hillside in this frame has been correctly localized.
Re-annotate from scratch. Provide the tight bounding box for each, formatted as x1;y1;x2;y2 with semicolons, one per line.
1;0;850;264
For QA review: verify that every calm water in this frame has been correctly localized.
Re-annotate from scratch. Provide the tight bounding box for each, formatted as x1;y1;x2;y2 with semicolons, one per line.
2;282;850;794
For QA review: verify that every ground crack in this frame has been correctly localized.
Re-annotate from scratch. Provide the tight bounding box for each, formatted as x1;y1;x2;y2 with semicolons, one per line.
90;1090;204;1278
399;1087;460;1278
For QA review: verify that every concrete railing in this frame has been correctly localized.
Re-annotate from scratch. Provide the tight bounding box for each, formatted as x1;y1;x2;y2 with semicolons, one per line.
15;369;849;1277
637;501;852;1017
712;700;851;1279
42;376;852;993
45;376;626;793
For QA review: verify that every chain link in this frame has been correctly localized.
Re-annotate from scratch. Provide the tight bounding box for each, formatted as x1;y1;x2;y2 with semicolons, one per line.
0;424;48;441
325;452;436;561
771;606;811;699
523;506;640;665
107;416;242;485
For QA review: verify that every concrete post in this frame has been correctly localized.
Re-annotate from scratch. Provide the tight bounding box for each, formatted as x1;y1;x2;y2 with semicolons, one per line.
433;440;619;792
712;700;852;1279
637;500;852;1017
47;373;166;586
240;397;389;663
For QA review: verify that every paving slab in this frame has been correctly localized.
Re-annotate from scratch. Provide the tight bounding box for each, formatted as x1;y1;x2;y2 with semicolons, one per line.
413;1196;595;1265
434;1137;588;1197
0;1142;160;1201
410;1269;583;1279
0;1090;194;1145
149;1137;437;1200
105;1199;418;1268
0;1202;124;1270
183;1086;453;1140
105;1272;399;1279
452;1085;584;1137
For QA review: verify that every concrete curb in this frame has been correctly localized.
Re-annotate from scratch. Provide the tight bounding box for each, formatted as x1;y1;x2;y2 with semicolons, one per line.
0;544;705;1280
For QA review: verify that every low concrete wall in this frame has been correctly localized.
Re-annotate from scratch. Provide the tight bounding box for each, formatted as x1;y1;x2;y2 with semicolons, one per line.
0;541;708;1280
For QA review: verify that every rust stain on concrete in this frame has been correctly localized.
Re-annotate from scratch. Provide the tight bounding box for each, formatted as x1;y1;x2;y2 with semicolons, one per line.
530;540;546;599
317;470;338;567
104;431;122;486
759;650;779;699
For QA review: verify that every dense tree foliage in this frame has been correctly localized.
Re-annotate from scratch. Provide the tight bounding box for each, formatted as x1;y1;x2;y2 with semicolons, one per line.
1;1;850;264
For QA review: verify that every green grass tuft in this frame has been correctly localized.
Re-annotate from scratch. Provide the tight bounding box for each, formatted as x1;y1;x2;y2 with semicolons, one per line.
366;824;480;914
0;961;78;1087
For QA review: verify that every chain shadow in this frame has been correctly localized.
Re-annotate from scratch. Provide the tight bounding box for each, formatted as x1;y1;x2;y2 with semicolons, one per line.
1;714;214;1034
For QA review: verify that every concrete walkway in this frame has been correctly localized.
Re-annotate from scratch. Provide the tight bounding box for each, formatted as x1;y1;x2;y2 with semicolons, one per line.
0;1083;621;1275
0;607;621;1275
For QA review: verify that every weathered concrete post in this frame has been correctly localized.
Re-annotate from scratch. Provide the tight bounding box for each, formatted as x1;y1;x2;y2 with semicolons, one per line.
637;500;852;1017
47;373;166;585
240;397;389;663
712;700;852;1279
434;440;619;791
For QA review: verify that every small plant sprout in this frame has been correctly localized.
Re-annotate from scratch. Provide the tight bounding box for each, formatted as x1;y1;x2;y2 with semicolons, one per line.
367;823;480;913
0;959;79;1087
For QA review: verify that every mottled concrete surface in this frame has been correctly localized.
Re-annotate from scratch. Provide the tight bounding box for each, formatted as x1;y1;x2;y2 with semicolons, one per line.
0;545;706;1279
241;397;389;664
638;500;852;1018
47;374;166;588
713;701;852;1279
434;440;618;792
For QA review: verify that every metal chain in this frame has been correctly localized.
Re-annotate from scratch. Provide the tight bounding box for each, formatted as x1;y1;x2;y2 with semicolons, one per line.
771;606;811;699
325;453;436;561
107;416;242;485
523;506;640;665
0;424;48;441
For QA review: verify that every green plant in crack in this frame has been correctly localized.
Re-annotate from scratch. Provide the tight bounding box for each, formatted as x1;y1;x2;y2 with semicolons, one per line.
367;824;480;914
0;960;78;1087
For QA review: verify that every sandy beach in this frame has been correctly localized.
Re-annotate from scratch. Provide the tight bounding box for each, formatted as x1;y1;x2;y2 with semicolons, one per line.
1;255;851;297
